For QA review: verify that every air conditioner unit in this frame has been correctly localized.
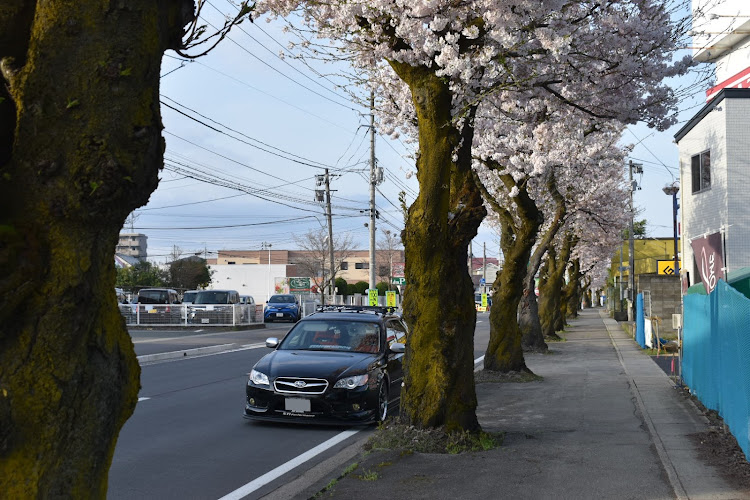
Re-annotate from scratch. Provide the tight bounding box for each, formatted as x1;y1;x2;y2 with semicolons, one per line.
672;314;682;330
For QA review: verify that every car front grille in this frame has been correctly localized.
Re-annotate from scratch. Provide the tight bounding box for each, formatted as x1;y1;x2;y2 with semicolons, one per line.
274;377;329;394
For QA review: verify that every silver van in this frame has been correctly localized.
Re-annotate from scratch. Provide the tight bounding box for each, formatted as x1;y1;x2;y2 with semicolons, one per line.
190;290;240;324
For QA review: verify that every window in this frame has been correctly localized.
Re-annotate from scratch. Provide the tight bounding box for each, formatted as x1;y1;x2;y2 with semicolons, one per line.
355;262;369;270
691;150;711;193
340;262;348;270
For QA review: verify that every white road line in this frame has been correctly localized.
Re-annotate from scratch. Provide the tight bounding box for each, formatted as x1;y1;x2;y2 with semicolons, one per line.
217;429;360;500
137;397;150;402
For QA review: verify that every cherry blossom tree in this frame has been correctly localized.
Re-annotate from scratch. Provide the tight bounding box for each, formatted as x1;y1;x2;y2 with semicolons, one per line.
258;0;691;428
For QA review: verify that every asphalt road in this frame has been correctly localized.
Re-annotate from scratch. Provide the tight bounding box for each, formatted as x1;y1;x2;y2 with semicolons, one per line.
108;313;492;499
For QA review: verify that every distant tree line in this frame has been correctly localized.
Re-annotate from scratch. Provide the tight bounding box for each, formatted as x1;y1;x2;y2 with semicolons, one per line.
116;257;212;292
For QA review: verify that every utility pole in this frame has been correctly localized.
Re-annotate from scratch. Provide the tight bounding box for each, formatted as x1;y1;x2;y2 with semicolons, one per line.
628;160;642;321
261;241;272;302
369;92;377;290
482;242;487;293
325;169;335;302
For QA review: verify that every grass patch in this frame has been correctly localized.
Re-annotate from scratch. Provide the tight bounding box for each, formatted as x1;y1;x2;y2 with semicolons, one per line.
313;462;359;498
365;418;504;454
545;336;566;343
475;370;543;384
342;462;359;475
358;470;380;481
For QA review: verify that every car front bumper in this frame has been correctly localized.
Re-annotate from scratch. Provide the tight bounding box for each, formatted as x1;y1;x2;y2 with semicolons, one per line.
243;383;379;425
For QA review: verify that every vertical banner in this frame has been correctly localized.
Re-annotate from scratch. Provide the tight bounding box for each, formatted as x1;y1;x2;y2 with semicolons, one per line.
368;289;379;306
386;291;397;307
690;232;725;293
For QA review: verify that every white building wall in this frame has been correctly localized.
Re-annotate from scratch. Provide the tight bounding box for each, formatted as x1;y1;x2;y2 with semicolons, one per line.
715;38;750;83
207;264;288;305
679;106;728;280
725;98;750;270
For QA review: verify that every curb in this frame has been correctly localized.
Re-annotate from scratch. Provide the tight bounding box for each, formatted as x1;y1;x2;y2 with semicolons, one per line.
260;433;370;500
600;311;689;500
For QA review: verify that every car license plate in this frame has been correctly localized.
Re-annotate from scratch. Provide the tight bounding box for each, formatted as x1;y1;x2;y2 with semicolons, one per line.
201;318;210;324
285;398;310;413
276;313;284;317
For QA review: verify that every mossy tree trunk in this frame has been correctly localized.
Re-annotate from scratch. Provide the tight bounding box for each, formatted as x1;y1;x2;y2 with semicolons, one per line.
519;172;566;353
0;1;192;496
539;232;575;338
563;258;585;320
389;61;485;431
474;169;541;372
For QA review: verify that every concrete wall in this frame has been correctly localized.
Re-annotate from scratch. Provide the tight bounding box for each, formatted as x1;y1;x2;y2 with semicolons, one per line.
637;274;681;332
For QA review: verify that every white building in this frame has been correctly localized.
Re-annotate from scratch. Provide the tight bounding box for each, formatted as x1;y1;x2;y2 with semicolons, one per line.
116;233;148;261
675;3;750;284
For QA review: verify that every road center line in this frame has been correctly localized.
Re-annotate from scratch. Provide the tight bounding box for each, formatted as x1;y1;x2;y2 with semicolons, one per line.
217;429;360;500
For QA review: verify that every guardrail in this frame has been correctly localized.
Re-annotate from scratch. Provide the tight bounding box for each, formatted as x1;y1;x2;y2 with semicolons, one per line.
119;304;263;326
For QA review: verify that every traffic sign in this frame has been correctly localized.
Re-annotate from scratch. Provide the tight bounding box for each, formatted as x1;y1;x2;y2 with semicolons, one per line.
368;289;379;306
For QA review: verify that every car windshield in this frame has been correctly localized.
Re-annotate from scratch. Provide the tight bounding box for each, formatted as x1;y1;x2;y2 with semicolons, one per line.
195;291;229;304
269;295;296;304
183;292;197;303
279;320;381;354
139;290;168;304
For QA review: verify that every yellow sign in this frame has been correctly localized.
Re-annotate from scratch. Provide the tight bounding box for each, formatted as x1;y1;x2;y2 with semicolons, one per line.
481;293;488;308
657;260;682;276
386;291;397;307
368;289;379;306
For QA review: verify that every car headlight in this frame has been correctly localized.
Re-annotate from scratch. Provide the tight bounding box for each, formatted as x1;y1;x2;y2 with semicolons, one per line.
334;374;369;389
249;369;270;386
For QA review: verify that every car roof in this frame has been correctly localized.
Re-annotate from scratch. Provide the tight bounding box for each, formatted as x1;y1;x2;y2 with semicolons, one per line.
303;306;401;323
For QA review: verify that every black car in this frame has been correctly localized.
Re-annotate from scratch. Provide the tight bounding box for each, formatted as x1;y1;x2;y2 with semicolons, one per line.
244;306;407;425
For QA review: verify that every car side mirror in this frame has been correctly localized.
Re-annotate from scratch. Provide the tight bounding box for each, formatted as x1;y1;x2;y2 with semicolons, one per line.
266;337;279;348
389;343;405;354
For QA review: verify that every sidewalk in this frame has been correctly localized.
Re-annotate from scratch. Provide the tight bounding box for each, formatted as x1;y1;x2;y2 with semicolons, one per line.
290;308;748;500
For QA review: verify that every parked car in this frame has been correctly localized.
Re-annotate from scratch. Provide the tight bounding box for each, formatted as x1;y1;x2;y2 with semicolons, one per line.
136;288;180;324
264;294;301;323
240;295;256;322
190;289;240;324
182;290;199;305
244;306;407;425
181;290;199;321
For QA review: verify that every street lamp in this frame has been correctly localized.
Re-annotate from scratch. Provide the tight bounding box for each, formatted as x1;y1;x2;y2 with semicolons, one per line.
662;183;680;277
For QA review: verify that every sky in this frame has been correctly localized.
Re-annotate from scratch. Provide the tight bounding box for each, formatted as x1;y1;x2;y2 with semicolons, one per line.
131;1;712;265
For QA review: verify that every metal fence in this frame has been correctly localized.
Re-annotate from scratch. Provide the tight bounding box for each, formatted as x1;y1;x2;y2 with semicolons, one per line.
120;292;402;327
683;280;750;459
119;304;263;327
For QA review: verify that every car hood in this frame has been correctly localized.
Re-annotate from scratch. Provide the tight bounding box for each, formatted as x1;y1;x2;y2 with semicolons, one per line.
255;350;377;380
265;303;297;309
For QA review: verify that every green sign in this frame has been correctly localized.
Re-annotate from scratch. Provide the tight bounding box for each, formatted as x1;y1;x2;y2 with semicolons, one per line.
391;277;406;285
368;289;379;306
289;277;311;292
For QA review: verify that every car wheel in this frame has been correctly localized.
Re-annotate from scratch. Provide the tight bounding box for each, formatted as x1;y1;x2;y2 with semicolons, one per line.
376;379;389;422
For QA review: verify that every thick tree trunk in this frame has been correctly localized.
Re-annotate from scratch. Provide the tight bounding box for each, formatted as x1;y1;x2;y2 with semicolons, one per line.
563;258;583;320
0;2;191;496
482;179;541;372
538;249;565;339
519;172;565;352
389;62;485;431
519;288;546;352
